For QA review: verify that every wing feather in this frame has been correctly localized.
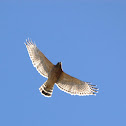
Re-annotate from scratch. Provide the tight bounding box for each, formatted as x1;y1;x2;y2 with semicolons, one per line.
25;39;53;78
56;72;98;96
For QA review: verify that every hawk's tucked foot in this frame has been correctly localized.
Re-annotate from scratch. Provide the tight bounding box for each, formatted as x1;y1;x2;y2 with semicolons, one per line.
39;81;53;97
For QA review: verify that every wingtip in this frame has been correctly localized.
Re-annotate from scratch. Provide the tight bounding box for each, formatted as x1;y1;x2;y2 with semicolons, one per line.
25;38;35;45
93;93;96;96
86;82;99;95
91;89;99;93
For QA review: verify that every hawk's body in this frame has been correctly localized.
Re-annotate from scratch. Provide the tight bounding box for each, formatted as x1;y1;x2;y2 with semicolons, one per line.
40;62;63;97
25;39;98;97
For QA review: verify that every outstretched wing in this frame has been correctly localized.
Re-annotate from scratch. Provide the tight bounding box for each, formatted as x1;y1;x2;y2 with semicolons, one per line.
56;72;98;96
25;39;54;78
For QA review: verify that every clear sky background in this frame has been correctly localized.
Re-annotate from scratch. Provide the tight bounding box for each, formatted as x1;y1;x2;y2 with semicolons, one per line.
0;0;126;126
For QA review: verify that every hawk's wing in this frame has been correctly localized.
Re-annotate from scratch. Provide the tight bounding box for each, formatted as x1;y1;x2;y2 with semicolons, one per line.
25;39;54;78
56;72;98;96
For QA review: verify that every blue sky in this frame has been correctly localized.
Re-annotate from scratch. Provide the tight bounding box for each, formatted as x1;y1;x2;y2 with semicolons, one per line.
0;1;126;126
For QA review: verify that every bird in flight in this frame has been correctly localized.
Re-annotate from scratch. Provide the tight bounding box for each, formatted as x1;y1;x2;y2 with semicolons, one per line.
25;39;98;97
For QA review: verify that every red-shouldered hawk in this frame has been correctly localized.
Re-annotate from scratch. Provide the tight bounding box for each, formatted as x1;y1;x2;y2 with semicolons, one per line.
25;39;98;97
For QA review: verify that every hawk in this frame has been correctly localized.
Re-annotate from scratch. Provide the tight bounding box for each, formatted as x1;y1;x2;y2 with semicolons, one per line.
25;39;98;97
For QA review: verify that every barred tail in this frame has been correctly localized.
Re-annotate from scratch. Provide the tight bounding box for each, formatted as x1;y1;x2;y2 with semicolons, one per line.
39;81;53;97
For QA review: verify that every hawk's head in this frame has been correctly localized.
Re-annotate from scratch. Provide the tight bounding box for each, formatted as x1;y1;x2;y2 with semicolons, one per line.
56;62;62;69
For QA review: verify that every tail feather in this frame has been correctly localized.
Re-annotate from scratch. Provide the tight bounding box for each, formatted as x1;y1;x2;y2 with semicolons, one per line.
39;81;53;97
